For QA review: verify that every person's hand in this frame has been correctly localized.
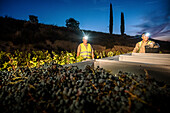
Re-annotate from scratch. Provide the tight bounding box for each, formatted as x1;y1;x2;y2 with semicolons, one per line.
154;43;160;48
145;45;150;48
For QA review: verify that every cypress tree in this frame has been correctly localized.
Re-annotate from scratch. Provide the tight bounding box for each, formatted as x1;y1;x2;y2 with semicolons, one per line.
120;12;125;35
109;3;113;34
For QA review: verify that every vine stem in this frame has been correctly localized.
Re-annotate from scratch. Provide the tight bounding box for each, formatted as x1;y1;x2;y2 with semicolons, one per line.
6;54;16;72
124;90;160;112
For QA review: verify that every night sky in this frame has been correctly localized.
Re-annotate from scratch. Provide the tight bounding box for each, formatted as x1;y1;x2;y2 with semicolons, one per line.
0;0;170;41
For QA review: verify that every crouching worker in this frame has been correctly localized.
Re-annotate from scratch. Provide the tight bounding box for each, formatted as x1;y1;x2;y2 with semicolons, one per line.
133;32;160;53
77;36;94;60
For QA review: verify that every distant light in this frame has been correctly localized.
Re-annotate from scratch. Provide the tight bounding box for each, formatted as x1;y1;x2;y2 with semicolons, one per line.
84;36;88;40
145;33;150;37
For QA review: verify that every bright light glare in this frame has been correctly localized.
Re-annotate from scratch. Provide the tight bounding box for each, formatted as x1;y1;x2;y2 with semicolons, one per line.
84;36;88;40
145;33;150;37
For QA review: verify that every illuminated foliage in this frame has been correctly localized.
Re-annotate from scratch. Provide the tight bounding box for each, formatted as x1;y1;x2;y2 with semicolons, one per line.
0;50;125;71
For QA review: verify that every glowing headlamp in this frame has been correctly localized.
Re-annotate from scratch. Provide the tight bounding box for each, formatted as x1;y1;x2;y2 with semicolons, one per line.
83;36;88;40
145;33;150;37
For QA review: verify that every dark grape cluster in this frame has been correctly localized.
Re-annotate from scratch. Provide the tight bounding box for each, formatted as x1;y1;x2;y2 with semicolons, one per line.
0;63;170;113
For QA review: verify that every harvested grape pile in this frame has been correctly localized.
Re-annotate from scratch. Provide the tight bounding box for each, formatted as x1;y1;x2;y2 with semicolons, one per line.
0;63;170;113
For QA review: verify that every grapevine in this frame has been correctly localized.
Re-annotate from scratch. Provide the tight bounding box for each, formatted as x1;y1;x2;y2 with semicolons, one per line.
0;50;124;71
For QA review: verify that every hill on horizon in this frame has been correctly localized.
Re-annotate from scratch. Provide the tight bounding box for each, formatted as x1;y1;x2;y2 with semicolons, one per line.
0;16;170;53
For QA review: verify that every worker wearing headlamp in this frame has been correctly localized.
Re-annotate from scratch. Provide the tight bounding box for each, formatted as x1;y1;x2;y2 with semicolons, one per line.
133;32;159;53
77;36;94;60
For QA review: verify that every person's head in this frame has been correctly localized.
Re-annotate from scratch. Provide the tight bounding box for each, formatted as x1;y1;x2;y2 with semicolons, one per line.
141;32;150;42
82;36;88;44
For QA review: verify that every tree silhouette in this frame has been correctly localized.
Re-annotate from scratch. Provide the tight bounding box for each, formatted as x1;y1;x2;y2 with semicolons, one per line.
109;3;113;34
120;12;125;35
66;18;80;30
29;15;38;23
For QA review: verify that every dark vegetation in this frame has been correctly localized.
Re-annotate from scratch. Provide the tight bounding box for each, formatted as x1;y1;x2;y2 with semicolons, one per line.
109;3;113;34
66;18;80;30
120;12;125;36
0;16;170;53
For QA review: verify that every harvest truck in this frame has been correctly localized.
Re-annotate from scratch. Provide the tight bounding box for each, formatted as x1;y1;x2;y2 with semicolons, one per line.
65;53;170;84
